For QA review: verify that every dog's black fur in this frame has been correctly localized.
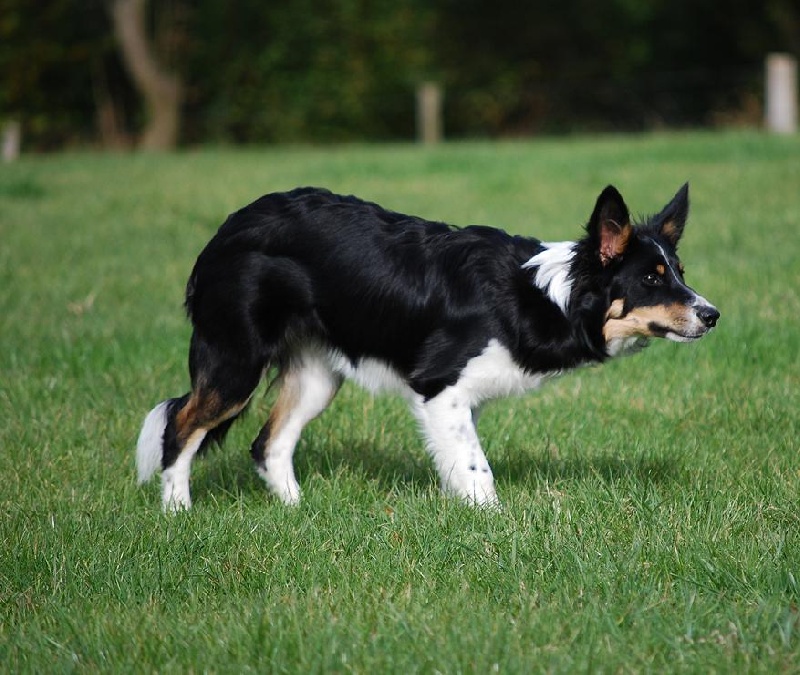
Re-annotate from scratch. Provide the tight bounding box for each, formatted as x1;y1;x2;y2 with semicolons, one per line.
137;185;719;509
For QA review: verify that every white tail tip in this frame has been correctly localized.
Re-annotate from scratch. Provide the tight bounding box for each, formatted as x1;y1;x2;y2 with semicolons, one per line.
136;401;170;484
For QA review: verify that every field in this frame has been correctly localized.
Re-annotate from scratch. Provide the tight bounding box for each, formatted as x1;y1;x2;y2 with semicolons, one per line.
1;132;799;672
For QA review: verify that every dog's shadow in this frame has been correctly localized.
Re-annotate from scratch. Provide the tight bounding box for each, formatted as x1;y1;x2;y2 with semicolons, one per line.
198;436;683;504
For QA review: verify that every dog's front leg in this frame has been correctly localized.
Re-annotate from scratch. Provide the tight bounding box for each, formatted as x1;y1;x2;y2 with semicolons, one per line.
413;390;499;507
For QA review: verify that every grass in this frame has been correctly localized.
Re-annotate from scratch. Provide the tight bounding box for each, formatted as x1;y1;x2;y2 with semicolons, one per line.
1;131;799;672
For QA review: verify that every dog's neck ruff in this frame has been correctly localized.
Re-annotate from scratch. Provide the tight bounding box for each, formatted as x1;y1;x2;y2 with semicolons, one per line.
522;241;577;313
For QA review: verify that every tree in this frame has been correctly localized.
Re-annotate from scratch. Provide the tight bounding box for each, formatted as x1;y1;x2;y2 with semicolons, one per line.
109;0;182;149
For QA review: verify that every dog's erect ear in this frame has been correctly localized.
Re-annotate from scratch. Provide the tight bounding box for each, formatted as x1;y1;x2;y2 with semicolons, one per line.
589;185;632;266
653;183;689;247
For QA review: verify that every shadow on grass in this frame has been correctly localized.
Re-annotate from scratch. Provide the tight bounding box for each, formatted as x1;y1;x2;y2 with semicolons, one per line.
196;437;685;504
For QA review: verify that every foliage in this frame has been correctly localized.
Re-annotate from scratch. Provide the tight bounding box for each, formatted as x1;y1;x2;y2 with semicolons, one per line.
184;0;433;143
1;1;798;147
435;0;800;134
0;1;121;147
1;132;799;670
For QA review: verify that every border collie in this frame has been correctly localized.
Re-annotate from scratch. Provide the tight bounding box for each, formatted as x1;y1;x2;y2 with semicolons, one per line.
137;184;718;510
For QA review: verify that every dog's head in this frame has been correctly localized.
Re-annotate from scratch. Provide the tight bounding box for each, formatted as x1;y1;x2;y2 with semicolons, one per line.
585;184;719;357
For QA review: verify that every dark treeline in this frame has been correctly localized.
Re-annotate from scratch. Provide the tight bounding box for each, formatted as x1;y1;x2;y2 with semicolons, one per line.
1;0;798;149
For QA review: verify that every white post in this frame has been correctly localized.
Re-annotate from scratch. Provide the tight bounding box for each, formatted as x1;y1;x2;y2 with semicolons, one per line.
417;82;443;145
2;120;21;162
765;53;797;134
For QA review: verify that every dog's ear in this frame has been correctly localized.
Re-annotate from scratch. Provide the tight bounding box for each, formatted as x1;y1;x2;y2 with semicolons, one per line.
588;185;632;266
653;183;689;247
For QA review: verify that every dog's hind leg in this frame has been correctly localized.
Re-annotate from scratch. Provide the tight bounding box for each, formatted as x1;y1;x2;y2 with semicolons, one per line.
137;334;261;512
251;350;342;505
159;387;251;511
413;389;499;507
137;393;235;512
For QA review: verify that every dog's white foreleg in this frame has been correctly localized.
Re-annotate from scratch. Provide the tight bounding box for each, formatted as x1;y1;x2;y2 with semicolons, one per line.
413;389;498;507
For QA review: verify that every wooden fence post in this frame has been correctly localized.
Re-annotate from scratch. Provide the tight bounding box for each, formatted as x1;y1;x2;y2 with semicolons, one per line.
417;82;443;145
765;53;797;134
2;120;21;162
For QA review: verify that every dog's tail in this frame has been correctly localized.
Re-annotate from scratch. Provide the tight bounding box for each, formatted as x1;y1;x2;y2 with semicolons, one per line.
136;396;246;484
136;399;173;484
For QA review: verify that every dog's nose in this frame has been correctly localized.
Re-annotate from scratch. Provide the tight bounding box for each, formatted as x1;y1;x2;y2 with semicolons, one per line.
695;304;720;328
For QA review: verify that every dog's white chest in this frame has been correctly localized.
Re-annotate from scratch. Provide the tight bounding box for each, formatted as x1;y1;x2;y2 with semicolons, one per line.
456;339;554;405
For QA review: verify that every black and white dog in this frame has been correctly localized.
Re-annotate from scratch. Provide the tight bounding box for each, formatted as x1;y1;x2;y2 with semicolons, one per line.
137;184;718;510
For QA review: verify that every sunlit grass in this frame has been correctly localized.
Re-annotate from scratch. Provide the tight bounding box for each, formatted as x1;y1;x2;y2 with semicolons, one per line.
1;132;799;672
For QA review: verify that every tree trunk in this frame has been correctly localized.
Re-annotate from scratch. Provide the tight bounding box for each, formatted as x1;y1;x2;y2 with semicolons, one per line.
110;0;181;150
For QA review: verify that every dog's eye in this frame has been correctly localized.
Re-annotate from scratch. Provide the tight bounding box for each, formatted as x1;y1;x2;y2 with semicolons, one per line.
642;273;663;287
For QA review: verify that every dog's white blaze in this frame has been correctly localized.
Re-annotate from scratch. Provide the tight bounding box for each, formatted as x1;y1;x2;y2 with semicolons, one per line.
692;292;716;313
648;237;683;284
136;400;170;484
522;241;577;313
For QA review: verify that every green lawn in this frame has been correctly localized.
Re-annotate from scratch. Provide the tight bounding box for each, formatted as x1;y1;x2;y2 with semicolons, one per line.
1;132;799;672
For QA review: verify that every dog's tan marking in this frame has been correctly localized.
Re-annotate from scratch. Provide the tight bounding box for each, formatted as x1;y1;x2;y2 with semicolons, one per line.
175;390;246;444
599;220;632;265
605;298;626;320
661;220;679;245
181;429;208;453
603;304;694;341
264;372;301;446
656;264;666;276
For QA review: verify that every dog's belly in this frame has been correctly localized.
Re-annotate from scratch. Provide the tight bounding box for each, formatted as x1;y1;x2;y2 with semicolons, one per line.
328;352;414;398
324;339;555;406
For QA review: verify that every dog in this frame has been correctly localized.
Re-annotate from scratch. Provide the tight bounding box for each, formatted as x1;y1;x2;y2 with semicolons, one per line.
136;184;718;511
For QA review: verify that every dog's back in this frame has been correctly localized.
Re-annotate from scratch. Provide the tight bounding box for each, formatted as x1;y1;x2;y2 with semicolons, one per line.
185;187;543;396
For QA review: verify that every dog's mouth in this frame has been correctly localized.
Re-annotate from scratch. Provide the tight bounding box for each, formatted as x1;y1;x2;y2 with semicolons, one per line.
647;321;711;342
648;324;708;342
